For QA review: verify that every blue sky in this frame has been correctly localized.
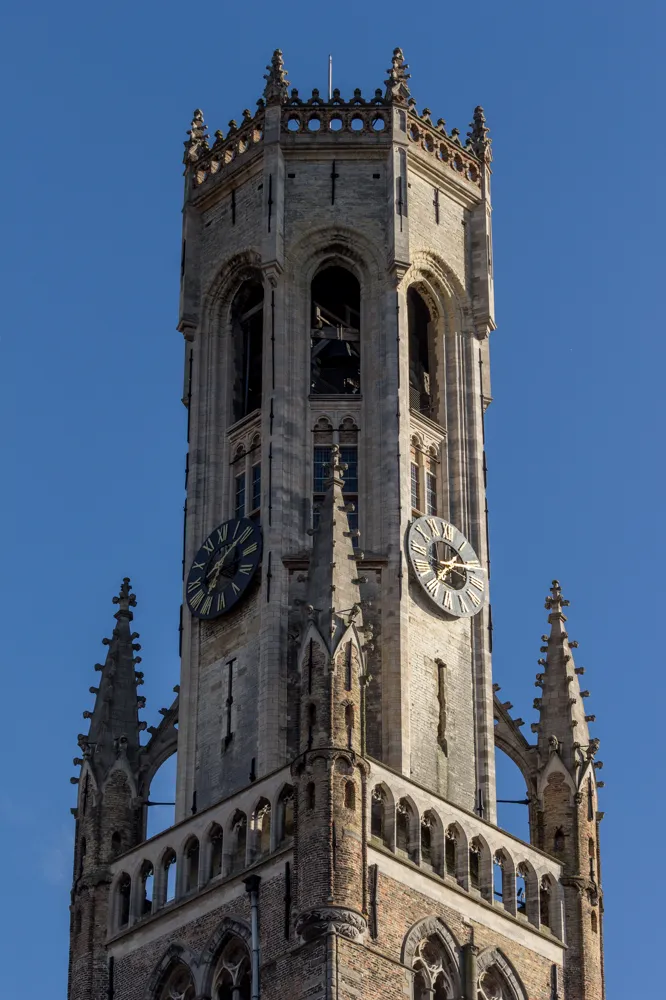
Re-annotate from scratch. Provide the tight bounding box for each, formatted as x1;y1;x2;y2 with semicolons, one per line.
1;2;663;996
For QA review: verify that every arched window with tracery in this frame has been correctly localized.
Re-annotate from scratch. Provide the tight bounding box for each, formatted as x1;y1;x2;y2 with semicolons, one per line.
477;966;516;1000
158;962;196;1000
213;937;251;1000
310;266;361;395
231;278;264;422
412;934;457;999
407;286;434;418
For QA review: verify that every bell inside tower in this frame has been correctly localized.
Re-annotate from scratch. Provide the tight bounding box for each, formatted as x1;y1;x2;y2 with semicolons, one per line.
310;265;360;394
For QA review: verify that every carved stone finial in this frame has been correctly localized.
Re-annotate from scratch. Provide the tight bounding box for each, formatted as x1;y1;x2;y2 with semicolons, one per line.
545;579;570;613
467;105;492;162
112;577;136;614
323;444;347;488
384;47;411;103
183;109;209;164
263;49;289;105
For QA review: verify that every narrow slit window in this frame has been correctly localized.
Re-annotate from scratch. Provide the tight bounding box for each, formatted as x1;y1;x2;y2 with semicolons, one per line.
250;462;261;522
231;279;264;422
235;472;246;519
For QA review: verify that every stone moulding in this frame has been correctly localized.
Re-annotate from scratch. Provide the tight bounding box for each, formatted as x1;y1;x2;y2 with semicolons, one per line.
295;906;368;942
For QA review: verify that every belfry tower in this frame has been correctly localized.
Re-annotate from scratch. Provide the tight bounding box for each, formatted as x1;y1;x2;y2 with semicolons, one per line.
68;49;606;1000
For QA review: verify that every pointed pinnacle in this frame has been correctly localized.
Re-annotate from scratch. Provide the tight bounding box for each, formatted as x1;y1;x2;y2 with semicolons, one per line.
385;47;411;103
263;49;289;105
112;577;136;613
467;105;492;161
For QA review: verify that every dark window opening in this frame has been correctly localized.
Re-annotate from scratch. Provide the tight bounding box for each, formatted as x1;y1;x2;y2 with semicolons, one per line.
209;825;224;879
310;266;361;395
185;838;199;894
553;827;565;853
234;472;246;519
250;462;261;522
305;782;315;810
469;845;480;890
110;831;122;859
117;873;131;928
232;279;264;422
344;780;356;810
540;879;551;929
408;287;433;417
445;833;456;877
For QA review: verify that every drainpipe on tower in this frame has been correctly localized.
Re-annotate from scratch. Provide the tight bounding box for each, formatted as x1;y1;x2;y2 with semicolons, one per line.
244;875;261;1000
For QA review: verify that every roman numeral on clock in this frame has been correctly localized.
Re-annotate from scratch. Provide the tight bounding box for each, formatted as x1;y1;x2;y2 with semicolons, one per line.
469;575;484;591
187;578;202;593
414;559;430;574
239;564;253;575
201;595;213;616
411;541;427;556
189;589;205;610
425;577;440;599
466;588;481;607
203;537;215;554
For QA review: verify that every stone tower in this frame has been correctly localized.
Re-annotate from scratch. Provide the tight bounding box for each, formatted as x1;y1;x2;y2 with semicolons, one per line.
68;48;606;1000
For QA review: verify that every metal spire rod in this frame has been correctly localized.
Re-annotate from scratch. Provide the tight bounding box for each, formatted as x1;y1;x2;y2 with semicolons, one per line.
328;54;332;100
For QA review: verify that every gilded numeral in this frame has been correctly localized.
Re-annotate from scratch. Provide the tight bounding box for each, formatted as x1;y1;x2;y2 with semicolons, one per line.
192;561;205;571
443;589;453;611
239;564;253;575
442;521;454;541
189;589;205;610
466;588;481;607
426;518;440;537
217;523;228;544
203;537;215;554
242;542;258;556
425;577;440;599
411;541;427;556
414;559;430;574
238;526;253;545
231;582;241;595
217;592;226;612
458;594;469;614
187;578;202;593
469;575;484;592
201;595;213;616
415;524;430;542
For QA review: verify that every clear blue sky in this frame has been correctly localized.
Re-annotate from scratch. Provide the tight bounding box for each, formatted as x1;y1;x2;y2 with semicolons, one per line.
1;2;662;996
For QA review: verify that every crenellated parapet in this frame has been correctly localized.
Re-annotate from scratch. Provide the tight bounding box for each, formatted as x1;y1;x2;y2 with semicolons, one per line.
183;47;490;199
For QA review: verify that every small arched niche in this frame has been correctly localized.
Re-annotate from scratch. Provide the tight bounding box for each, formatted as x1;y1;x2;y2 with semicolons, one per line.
310;265;361;395
231;277;264;422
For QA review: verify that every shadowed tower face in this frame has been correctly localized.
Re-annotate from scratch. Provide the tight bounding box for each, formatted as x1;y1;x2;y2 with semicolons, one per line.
68;48;605;1000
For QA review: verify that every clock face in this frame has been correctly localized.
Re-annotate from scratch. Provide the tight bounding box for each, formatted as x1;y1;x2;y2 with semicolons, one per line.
186;517;262;620
407;516;486;618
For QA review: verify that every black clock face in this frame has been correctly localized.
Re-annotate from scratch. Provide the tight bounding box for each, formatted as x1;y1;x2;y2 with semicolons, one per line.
186;517;262;619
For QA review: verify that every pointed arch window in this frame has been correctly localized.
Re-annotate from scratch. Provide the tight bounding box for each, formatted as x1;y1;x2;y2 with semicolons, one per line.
231;278;264;422
213;937;251;1000
411;934;457;999
208;823;224;880
229;811;247;873
276;786;295;845
158;963;196;1000
310;266;361;395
